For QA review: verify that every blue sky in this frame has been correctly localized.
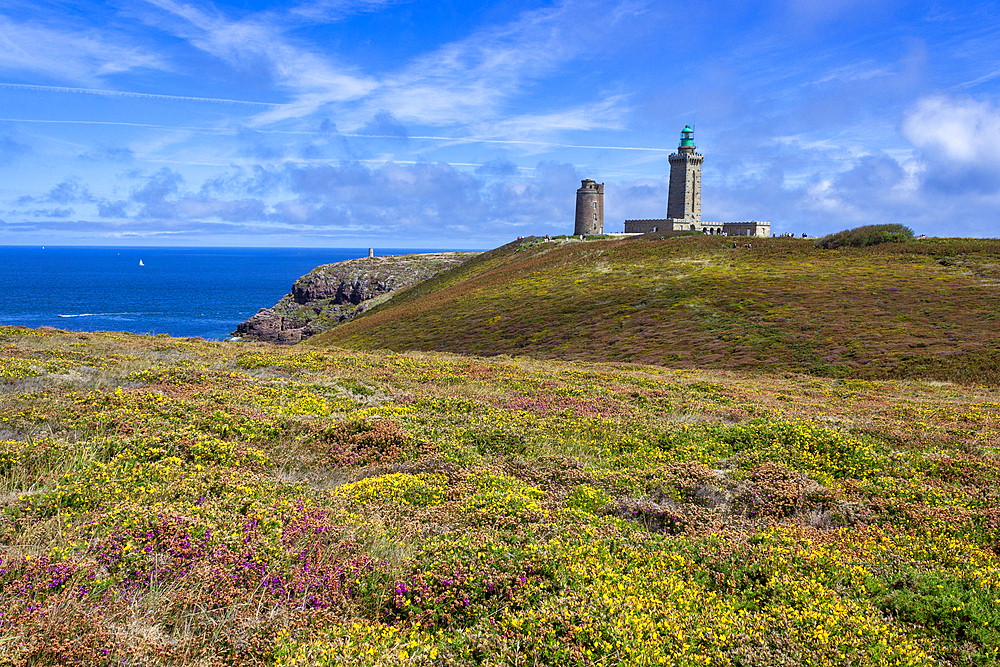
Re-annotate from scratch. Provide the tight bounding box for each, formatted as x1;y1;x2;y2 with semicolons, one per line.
0;0;998;247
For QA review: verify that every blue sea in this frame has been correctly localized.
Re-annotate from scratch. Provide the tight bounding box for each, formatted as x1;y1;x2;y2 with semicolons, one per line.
0;246;451;340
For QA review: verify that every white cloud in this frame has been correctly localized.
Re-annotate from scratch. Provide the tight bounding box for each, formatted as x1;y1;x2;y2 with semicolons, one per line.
0;15;166;83
785;0;899;27
902;94;1000;165
288;0;403;22
136;0;377;123
369;0;644;129
131;0;644;134
481;95;631;138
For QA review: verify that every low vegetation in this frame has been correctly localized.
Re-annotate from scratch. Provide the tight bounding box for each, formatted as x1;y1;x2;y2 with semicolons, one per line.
1;326;998;665
312;235;1000;385
815;223;916;249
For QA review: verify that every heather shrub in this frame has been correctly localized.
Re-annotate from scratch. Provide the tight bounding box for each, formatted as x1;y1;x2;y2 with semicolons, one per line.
605;497;690;534
382;538;551;630
323;419;412;466
815;223;914;249
654;460;721;506
734;461;837;519
8;598;117;667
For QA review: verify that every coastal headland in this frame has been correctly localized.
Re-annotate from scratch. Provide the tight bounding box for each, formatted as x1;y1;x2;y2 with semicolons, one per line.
233;252;477;344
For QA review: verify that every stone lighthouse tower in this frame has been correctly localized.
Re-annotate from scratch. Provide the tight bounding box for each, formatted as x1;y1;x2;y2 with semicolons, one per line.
666;125;703;224
574;179;604;236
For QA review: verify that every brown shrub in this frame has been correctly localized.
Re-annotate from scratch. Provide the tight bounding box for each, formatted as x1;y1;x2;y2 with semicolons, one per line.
7;598;116;667
324;419;412;467
655;460;726;507
734;462;836;519
604;497;719;535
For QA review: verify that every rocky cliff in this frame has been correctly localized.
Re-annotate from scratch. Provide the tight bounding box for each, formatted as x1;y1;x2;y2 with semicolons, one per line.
232;252;477;344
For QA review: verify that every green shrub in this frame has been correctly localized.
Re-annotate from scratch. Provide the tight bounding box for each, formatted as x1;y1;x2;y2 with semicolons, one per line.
858;566;1000;663
462;426;528;456
815;223;914;249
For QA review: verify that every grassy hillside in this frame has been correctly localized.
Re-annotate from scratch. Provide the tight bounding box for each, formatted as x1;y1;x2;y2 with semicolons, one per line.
1;327;998;665
310;235;1000;384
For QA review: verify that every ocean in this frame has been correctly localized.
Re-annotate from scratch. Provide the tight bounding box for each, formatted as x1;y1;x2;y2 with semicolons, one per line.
0;246;450;340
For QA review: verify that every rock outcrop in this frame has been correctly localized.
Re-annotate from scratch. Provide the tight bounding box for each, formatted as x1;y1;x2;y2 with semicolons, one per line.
232;252;476;344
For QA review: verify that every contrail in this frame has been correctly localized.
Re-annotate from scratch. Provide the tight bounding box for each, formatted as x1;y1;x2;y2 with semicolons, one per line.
342;134;674;152
0;118;231;133
254;128;673;152
0;117;672;152
0;83;282;107
139;156;535;170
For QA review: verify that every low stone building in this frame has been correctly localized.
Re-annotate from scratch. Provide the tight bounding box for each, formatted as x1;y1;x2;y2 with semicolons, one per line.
623;219;769;237
721;221;770;237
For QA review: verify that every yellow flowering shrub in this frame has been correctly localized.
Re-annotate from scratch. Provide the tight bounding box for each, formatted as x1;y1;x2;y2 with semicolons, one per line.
462;471;546;518
335;473;447;507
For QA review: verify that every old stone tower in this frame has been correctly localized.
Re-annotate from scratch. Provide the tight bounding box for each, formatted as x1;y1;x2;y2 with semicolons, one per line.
574;179;604;236
666;125;703;223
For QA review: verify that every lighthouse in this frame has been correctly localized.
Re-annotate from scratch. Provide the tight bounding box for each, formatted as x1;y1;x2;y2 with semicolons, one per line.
666;125;703;224
624;126;771;237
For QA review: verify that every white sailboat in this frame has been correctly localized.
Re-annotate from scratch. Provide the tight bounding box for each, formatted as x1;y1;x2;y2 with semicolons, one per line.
139;260;145;266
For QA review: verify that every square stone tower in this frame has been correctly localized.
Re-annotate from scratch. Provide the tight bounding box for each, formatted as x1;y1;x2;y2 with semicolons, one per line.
574;179;604;236
666;126;703;224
